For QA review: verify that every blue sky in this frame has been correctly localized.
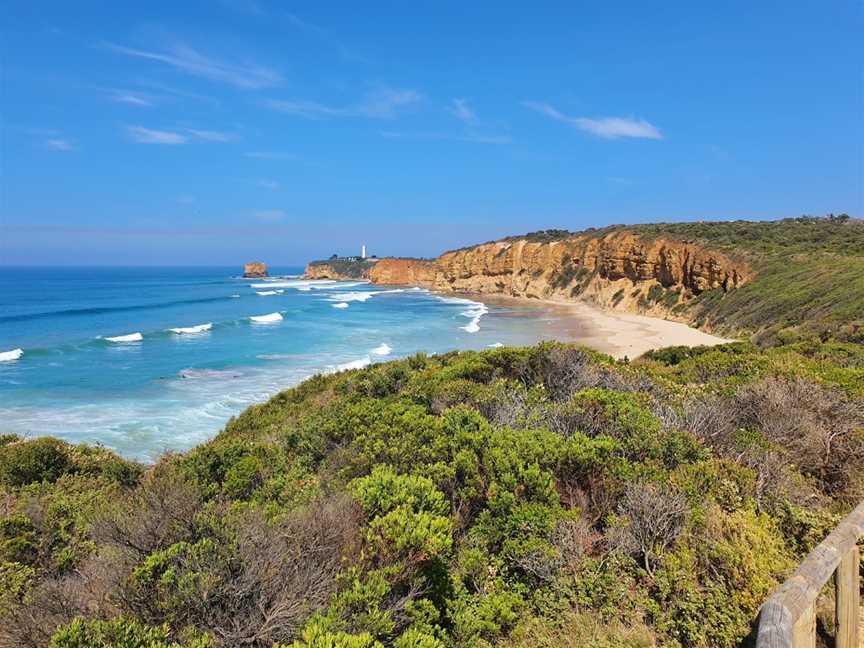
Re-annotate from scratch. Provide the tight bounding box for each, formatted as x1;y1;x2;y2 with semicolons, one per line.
2;1;861;265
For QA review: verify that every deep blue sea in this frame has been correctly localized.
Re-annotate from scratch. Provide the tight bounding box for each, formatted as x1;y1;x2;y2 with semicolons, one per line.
0;267;579;460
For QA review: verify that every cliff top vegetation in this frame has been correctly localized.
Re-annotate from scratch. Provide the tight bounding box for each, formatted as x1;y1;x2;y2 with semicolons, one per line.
3;337;863;648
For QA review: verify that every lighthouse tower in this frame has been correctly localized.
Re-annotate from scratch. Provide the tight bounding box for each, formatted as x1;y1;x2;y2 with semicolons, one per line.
361;244;367;259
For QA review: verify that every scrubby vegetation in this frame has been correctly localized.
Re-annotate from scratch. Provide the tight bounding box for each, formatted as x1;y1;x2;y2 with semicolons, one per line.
629;215;864;344
308;259;376;279
3;339;862;648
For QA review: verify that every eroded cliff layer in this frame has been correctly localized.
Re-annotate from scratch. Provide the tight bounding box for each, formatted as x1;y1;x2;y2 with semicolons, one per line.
364;231;751;324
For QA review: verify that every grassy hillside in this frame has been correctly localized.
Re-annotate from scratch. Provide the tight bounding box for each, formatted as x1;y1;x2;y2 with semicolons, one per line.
628;216;864;344
3;339;863;648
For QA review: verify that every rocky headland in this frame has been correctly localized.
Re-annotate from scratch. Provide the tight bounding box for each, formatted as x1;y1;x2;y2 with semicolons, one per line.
304;228;750;331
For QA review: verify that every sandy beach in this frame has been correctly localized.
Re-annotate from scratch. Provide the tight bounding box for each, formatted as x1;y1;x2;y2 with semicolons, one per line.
474;294;734;359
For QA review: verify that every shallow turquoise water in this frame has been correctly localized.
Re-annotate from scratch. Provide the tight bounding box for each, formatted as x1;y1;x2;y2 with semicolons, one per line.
0;267;577;460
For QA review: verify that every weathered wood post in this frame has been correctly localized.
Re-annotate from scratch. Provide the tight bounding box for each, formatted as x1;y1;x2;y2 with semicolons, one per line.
834;545;859;648
756;501;863;648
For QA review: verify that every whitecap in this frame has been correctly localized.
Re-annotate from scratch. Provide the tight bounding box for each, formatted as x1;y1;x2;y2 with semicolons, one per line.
256;290;278;296
0;349;23;363
169;323;212;335
231;294;240;298
329;291;379;303
371;343;392;356
249;312;283;323
459;303;488;333
436;295;480;306
462;319;481;333
332;302;349;309
105;332;143;343
334;357;371;372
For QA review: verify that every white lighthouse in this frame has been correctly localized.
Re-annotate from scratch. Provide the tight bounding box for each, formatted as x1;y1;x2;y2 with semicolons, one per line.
361;244;367;260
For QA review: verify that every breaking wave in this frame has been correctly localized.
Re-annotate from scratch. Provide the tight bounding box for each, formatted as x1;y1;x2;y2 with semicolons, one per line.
105;332;143;343
0;349;23;363
371;343;392;356
169;323;212;335
249;313;283;323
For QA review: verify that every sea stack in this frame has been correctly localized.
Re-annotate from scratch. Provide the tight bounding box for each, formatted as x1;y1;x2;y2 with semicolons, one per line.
243;261;268;278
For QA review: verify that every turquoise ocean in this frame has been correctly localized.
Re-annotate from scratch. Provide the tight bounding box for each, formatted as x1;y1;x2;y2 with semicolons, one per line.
0;267;578;460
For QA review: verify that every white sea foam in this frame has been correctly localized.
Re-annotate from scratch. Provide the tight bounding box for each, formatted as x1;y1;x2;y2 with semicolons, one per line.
231;294;240;298
249;312;283;323
179;368;241;379
256;290;278;296
251;280;335;289
105;332;143;343
460;303;488;333
462;319;481;333
334;357;371;372
332;302;349;309
435;295;479;306
329;291;378;303
0;349;23;362
169;323;212;335
371;343;392;356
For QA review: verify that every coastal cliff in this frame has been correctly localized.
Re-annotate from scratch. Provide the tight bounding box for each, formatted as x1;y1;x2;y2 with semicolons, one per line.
305;259;378;280
321;230;751;327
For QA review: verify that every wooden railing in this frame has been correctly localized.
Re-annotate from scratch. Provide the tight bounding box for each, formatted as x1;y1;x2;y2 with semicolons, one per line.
756;500;864;648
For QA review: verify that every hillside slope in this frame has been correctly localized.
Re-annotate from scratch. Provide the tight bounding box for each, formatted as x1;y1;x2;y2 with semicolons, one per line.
3;339;863;647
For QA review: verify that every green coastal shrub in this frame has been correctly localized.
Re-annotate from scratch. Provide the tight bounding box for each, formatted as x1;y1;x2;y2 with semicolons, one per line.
5;339;863;647
49;617;210;648
0;437;71;486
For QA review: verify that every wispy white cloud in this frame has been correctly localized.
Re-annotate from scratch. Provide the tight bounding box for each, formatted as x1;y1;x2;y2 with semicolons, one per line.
135;80;218;105
185;128;236;142
381;131;510;145
110;90;153;106
105;42;281;89
264;87;421;119
243;151;299;160
448;98;476;123
127;126;188;144
523;101;663;140
45;138;76;151
257;179;280;189
127;126;235;144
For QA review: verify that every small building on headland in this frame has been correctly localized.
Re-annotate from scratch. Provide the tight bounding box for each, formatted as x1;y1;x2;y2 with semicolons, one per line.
243;261;268;278
306;245;379;280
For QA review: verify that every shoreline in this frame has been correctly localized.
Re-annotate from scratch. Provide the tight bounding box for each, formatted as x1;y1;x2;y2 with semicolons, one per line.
461;292;734;359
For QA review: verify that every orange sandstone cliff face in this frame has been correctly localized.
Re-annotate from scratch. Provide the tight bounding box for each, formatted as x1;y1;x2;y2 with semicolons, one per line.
243;261;268;278
305;230;751;325
368;259;437;285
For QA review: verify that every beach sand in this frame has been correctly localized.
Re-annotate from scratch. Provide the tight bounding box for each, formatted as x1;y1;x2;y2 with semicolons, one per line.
476;294;734;359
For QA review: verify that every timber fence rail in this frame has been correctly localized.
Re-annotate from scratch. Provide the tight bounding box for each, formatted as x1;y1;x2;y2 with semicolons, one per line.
756;500;864;648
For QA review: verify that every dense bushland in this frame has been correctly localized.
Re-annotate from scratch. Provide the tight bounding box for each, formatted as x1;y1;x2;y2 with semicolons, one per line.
2;338;862;648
